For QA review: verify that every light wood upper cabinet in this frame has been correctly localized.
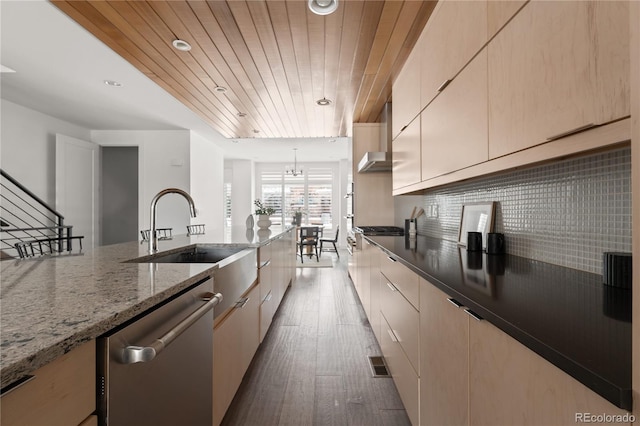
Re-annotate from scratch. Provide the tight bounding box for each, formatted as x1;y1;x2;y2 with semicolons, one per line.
487;0;527;39
0;340;95;426
392;44;422;140
488;0;630;159
468;317;629;425
419;279;469;426
422;49;488;181
392;117;421;191
420;0;488;109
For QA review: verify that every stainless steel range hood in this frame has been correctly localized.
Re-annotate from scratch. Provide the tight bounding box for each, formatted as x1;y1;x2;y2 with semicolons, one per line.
357;102;392;173
358;151;391;172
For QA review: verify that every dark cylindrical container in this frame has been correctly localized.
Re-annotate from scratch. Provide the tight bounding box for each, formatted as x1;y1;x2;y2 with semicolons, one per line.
603;252;632;289
487;233;505;255
467;232;482;252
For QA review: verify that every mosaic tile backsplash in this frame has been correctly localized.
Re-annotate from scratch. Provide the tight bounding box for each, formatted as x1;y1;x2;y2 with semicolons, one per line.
409;147;632;275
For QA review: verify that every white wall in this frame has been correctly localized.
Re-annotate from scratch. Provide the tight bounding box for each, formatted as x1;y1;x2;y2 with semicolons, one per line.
1;99;92;206
190;131;224;240
226;159;254;229
93;130;191;234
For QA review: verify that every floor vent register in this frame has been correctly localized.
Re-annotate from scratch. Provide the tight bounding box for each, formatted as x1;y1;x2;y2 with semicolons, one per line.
368;356;390;377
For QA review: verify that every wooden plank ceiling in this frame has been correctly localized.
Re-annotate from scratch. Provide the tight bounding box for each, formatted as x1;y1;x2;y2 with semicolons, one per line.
52;0;435;139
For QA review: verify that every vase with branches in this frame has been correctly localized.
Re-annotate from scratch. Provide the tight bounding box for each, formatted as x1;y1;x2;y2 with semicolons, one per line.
254;199;274;229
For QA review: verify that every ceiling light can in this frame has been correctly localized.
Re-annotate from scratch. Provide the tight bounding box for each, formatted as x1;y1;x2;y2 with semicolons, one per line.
308;0;338;15
172;39;192;52
316;97;332;106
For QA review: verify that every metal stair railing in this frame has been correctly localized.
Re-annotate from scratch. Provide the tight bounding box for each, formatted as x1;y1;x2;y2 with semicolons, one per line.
0;169;75;258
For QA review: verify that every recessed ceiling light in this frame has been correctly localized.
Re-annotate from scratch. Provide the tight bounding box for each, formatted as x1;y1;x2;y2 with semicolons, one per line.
237;112;247;117
104;80;123;87
308;0;338;15
316;97;332;106
253;129;260;134
214;86;227;93
172;39;192;52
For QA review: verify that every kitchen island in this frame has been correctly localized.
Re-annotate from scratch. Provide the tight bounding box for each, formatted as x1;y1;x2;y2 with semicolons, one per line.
0;225;292;391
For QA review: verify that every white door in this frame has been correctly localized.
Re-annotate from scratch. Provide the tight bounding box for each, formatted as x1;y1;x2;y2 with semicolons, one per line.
56;134;99;249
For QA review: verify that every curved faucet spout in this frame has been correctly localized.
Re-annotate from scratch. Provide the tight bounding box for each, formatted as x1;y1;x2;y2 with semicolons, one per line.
149;188;197;253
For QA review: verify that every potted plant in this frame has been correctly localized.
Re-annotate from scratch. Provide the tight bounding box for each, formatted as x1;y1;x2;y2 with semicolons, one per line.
254;199;275;230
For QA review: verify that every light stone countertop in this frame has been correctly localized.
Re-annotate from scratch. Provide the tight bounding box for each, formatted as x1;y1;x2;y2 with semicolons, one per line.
0;225;292;389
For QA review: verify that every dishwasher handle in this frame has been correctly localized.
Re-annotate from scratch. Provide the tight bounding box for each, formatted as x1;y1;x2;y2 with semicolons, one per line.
121;292;223;364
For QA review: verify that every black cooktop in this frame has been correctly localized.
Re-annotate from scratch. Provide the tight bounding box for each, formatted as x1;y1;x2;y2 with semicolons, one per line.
354;226;404;236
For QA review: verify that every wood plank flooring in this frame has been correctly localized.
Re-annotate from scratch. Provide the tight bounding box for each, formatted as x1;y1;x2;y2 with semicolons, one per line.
221;250;411;426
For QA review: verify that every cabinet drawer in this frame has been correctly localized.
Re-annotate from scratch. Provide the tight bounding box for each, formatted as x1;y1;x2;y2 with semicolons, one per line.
381;313;419;426
260;290;275;343
259;258;273;303
1;340;96;426
380;254;419;309
258;243;272;265
380;273;420;375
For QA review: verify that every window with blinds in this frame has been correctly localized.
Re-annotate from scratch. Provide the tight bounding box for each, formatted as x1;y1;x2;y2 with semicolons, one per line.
257;165;335;229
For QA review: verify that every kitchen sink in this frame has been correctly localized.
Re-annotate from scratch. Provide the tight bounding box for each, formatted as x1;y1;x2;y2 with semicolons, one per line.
126;244;258;320
126;245;248;265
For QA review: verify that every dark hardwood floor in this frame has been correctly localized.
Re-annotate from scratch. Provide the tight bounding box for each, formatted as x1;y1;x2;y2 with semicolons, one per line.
221;250;411;426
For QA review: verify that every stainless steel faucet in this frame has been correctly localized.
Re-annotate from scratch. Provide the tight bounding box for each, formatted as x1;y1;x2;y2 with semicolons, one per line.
149;188;197;254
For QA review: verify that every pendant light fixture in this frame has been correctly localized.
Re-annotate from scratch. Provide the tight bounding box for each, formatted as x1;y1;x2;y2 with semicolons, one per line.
308;0;338;16
285;148;304;177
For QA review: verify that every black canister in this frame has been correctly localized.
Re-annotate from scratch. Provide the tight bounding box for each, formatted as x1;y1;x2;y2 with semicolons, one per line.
467;232;482;252
603;252;632;289
487;233;505;255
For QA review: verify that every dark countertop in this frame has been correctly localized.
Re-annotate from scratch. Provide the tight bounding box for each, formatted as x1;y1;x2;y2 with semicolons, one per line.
366;235;632;410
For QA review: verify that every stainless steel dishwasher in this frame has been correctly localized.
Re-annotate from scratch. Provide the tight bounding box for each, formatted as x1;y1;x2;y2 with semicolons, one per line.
97;277;222;426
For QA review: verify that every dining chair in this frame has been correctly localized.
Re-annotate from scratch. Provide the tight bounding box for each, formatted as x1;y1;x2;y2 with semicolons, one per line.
319;226;339;258
297;226;320;263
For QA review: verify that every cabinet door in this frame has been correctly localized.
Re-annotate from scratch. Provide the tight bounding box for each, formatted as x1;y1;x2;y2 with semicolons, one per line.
381;313;420;426
213;285;260;426
468;318;628;425
392;117;421;191
380;253;420;310
380;272;420;375
259;244;273;303
488;0;630;159
421;49;488;181
369;250;383;343
487;0;527;39
0;340;95;426
392;44;422;140
419;280;469;426
357;238;373;316
420;0;488;108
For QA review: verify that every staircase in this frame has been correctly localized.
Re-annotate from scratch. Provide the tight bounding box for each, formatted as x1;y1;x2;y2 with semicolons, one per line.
0;169;82;259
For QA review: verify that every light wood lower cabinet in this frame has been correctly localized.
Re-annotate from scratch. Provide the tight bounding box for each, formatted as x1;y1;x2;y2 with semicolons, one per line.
419;279;469;426
213;284;261;426
356;238;373;317
380;252;419;310
488;0;630;159
380;271;420;375
0;340;96;426
417;277;630;426
381;313;420;426
468;318;629;426
368;246;383;343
